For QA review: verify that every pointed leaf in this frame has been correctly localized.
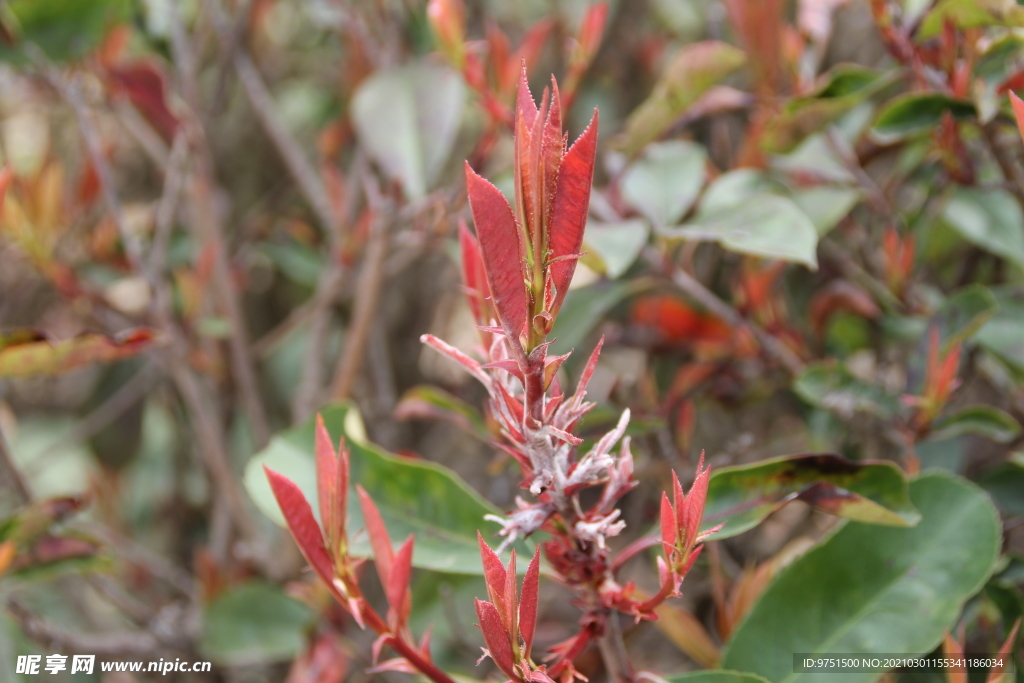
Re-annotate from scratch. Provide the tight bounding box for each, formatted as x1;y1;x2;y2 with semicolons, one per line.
466;163;529;339
0;328;159;377
703;453;920;540
387;535;415;626
929;406;1021;443
357;486;394;586
872;93;976;142
314;415;337;543
264;467;335;587
548;110;598;317
476;598;517;679
519;547;541;659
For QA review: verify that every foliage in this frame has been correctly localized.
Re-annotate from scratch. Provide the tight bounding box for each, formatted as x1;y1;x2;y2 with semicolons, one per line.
0;0;1022;682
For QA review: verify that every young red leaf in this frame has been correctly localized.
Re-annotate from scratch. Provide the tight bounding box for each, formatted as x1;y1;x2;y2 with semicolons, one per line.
459;219;491;325
475;598;518;680
659;492;676;550
357;485;394;590
503;550;519;637
478;532;511;623
986;619;1020;683
1011;92;1024;143
546;110;598;317
519;546;542;660
264;467;335;588
465;163;529;342
387;535;415;629
314;414;337;543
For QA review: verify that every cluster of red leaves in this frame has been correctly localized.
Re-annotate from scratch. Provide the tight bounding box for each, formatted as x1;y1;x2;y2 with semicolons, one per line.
267;69;720;682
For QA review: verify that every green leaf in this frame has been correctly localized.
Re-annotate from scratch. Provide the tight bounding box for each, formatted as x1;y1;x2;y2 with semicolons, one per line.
619;41;746;155
698;170;773;214
704;453;920;540
621;141;707;227
666;672;771;683
789;186;862;237
549;280;642;356
974;287;1024;378
582;219;650;279
0;329;159;378
941;187;1024;271
244;404;521;574
873;93;976;142
929;406;1021;443
201;583;314;666
794;362;901;418
762;65;892;153
722;473;1002;683
0;0;130;63
351;62;465;200
932;284;998;350
666;194;819;269
918;0;1024;39
977;460;1024;517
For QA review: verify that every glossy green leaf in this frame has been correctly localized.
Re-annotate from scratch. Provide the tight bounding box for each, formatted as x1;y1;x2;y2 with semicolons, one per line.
620;41;746;155
703;453;920;539
722;473;1001;683
201;583;314;666
794;362;901;418
244;404;521;574
667;672;771;683
0;0;130;63
351;63;465;200
929;406;1021;444
873;93;976;142
666;194;819;269
582;219;650;279
621;141;707;227
941;187;1024;271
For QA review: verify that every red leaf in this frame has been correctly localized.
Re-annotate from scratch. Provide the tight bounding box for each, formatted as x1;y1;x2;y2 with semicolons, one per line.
357;486;394;590
547;109;598;317
478;532;511;625
659;492;675;550
0;328;161;378
504;549;519;635
465;163;528;342
459;219;491;324
519;546;542;659
265;467;335;588
476;598;518;680
387;535;415;628
314;414;337;545
105;61;181;142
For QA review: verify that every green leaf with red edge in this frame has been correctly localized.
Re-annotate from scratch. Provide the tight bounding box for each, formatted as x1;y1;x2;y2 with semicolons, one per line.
702;453;920;539
0;328;160;377
245;404;530;574
466;163;529;340
547;109;598;317
619;41;746;155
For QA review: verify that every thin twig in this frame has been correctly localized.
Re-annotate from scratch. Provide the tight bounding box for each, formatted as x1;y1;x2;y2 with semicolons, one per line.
6;598;180;655
981;120;1024;206
330;202;393;401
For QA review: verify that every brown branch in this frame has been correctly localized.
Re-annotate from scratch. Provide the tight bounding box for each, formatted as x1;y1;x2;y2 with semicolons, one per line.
330;206;393;401
982;120;1024;206
6;598;180;656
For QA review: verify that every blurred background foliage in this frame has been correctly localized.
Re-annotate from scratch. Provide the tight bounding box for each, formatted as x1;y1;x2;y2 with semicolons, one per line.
0;0;1022;681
